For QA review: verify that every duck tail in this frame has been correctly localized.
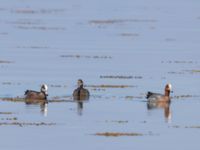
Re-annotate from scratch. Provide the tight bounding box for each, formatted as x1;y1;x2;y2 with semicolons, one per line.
146;92;153;99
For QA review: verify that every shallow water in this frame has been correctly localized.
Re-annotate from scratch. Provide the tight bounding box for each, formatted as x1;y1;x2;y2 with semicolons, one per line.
0;0;200;149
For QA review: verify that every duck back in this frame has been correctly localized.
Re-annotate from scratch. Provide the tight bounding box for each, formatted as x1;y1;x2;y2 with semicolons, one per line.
73;88;90;100
25;90;47;101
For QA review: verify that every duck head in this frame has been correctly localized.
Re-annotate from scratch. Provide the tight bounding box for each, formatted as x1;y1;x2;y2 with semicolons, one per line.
164;83;172;96
41;84;48;96
77;79;84;88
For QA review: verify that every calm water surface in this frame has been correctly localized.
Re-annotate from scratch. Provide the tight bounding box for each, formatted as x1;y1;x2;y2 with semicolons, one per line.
0;0;200;149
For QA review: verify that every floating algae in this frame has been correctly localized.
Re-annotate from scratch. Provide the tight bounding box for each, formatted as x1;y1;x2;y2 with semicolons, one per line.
171;125;200;129
0;98;25;102
105;120;129;124
0;60;13;64
85;84;135;88
89;19;157;25
119;33;139;37
0;112;14;115
0;122;56;127
94;132;143;137
60;55;112;59
1;117;17;121
100;75;142;79
173;95;200;100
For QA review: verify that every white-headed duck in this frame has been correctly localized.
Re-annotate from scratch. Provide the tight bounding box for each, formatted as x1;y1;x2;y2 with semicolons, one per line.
24;84;48;103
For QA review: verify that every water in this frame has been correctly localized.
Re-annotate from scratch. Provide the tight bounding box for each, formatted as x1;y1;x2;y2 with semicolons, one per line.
0;0;200;149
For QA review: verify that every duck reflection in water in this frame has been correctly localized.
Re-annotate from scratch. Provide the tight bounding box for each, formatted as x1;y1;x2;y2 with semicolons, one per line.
24;84;48;116
73;79;90;115
146;84;173;121
25;101;48;117
147;101;172;122
40;102;48;116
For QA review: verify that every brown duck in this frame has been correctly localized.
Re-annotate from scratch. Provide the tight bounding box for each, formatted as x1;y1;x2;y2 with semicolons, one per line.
146;83;172;103
73;79;90;101
24;84;48;104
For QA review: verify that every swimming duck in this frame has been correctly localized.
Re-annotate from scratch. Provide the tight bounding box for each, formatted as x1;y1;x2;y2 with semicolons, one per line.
73;79;90;100
146;83;172;103
24;84;48;103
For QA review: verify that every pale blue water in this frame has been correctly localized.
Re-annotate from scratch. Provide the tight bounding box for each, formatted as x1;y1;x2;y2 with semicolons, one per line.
0;0;200;149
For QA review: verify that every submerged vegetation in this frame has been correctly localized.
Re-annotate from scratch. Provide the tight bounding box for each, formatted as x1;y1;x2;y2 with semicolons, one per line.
0;60;13;64
60;55;112;59
105;120;129;124
86;84;135;88
171;125;200;129
89;19;157;25
94;132;143;137
100;75;142;79
0;122;56;127
0;112;14;115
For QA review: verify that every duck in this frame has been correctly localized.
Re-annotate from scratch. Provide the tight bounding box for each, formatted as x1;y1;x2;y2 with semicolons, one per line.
146;83;172;103
73;79;90;101
24;84;48;104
